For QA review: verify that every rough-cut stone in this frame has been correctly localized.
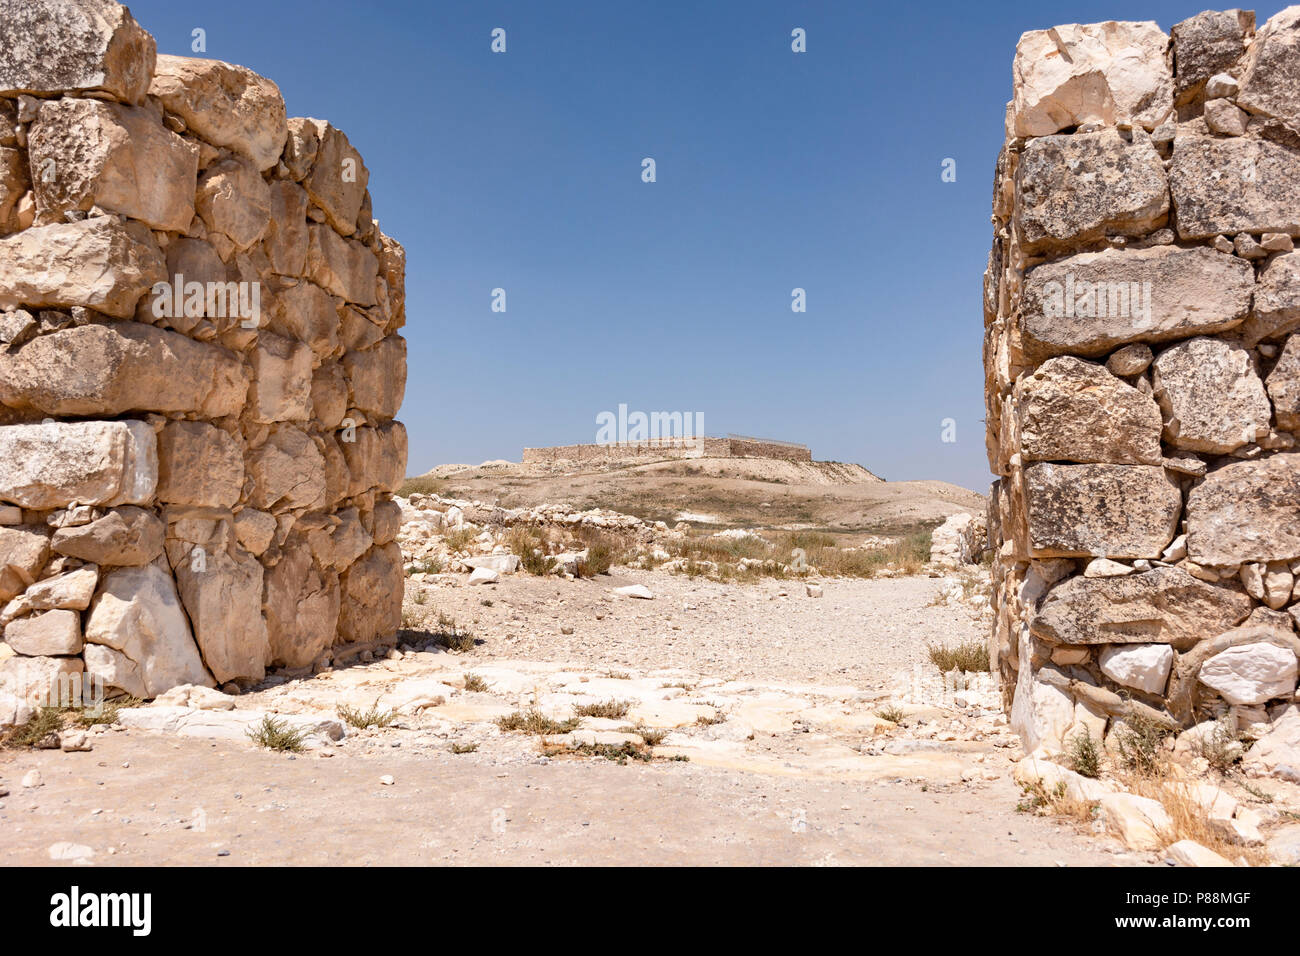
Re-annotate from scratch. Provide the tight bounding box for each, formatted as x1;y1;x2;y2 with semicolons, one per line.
1032;567;1254;649
307;224;377;305
0;420;156;509
302;121;369;237
250;332;313;423
148;54;287;171
196;156;272;251
1170;136;1300;239
1237;7;1300;130
50;506;162;566
232;508;276;556
2;566;98;618
1099;643;1174;695
310;362;348;430
1023;463;1180;558
1204;97;1249;136
0;217;165;318
0;0;156;104
1152;337;1271;454
341;422;407;496
0;653;83;707
267;280;339;358
1020;246;1254;358
1010;22;1173;136
247;426;327;511
1250;253;1300;346
1199;642;1298;705
263;181;308;276
1102;793;1173;851
1187;454;1300;566
1242;704;1300;779
1016;356;1163;464
0;525;51;602
156;421;243;508
343;336;406;420
83;564;213;697
337;543;403;645
264;538;338;668
1106;343;1154;376
1015;130;1168;255
0;322;247;417
4;609;82;656
1267;334;1300;431
168;521;268;685
1172;10;1254;103
28;97;198;231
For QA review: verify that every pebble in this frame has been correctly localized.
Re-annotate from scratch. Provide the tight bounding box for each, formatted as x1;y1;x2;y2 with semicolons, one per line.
379;775;395;786
21;769;42;788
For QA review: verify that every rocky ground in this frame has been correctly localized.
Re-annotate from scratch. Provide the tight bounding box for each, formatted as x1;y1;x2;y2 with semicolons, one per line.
7;492;1298;867
1;569;1144;866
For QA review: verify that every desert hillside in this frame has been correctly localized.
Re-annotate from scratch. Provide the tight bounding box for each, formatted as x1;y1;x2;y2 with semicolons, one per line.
406;456;985;541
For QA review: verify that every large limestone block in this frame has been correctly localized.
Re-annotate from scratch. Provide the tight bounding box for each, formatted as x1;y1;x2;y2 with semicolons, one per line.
148;54;287;171
264;539;338;668
307;223;377;306
267;279;339;358
378;232;406;331
1237;7;1300;130
1009;629;1074;752
0;524;52;601
1199;643;1298;706
1242;704;1300;778
1250;252;1300;346
1268;335;1300;431
341;422;407;496
4;609;82;656
83;564;214;697
196;156;272;251
1015;129;1168;255
250;332;313;423
1031;567;1254;649
0;653;83;707
1151;338;1271;454
302;121;370;237
50;506;163;566
1015;356;1162;464
1023;462;1179;559
167;521;268;685
156;421;243;508
343;336;406;421
1010;21;1173;136
310;362;348;430
337;542;403;645
282;117;321;182
2;565;98;618
1099;643;1174;695
263;181;308;276
0;217;164;318
1170;136;1300;239
1187;454;1300;566
1020;246;1254;358
0;0;156;104
0;322;247;417
0;420;156;509
247;425;327;511
28;97;198;231
1172;10;1254;103
1102;793;1172;851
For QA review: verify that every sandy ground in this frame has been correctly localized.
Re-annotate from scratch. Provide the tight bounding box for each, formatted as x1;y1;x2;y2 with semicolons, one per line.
0;570;1150;867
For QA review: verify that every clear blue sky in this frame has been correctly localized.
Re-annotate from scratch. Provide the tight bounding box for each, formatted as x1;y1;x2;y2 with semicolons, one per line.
129;0;1289;493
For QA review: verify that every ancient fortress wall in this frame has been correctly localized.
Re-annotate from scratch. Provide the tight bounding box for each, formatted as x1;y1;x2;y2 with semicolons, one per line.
986;9;1300;753
522;437;812;465
0;0;407;726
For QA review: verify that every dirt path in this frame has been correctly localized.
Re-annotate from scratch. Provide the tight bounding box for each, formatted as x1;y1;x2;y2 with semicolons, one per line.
0;572;1150;866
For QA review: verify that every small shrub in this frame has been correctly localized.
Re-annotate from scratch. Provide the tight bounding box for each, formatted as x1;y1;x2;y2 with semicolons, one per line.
573;699;630;719
450;742;479;754
463;673;488;692
4;706;65;749
1114;712;1174;777
497;709;580;735
337;699;396;730
927;640;990;673
434;613;476;652
1194;719;1244;773
875;704;905;724
397;475;446;497
442;526;478;552
246;715;308;752
1066;730;1102;779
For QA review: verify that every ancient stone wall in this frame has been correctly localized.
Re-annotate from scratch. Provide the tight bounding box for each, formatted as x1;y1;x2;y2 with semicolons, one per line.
0;0;407;726
986;9;1300;753
522;437;812;465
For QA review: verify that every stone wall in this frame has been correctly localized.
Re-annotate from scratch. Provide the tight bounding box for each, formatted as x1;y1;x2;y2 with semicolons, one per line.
0;0;407;726
522;437;812;465
986;9;1300;753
